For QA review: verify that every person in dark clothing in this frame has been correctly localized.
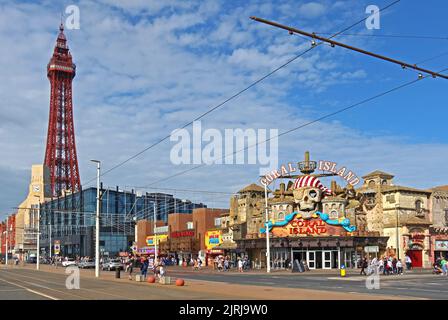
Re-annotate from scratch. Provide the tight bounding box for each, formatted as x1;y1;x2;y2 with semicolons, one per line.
141;257;149;279
127;256;135;280
360;258;368;275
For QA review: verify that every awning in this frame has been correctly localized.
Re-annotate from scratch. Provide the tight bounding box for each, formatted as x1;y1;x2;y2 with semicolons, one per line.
212;242;237;250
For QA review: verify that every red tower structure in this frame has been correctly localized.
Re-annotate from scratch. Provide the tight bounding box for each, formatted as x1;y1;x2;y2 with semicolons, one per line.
44;23;81;196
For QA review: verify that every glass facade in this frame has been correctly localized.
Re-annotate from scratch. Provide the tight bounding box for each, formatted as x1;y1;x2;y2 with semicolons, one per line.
39;187;206;257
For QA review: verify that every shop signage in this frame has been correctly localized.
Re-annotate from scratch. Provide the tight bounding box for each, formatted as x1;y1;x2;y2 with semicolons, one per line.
260;159;360;187
171;230;195;238
155;226;169;234
146;234;168;246
435;240;448;251
137;247;156;254
205;230;223;250
364;246;379;253
408;233;425;249
54;240;60;255
270;217;328;237
206;249;224;254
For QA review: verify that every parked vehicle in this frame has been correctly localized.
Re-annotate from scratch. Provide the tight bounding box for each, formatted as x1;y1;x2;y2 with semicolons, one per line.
62;258;77;267
26;257;37;264
101;258;123;271
79;259;96;269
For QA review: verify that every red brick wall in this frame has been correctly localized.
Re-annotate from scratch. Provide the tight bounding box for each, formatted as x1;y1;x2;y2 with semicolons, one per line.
193;208;228;251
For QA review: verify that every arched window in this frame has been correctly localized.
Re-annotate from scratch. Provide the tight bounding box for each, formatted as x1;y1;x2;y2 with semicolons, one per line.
278;212;285;221
415;200;423;214
368;180;376;188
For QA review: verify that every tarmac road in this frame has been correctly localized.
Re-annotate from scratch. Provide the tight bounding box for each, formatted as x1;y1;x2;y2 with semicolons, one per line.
167;268;448;300
0;265;446;300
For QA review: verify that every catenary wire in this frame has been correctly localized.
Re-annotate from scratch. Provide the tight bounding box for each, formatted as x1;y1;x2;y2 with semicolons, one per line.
81;0;401;187
143;67;448;187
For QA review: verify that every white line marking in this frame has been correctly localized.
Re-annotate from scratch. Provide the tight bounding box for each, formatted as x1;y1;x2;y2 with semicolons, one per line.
0;278;59;300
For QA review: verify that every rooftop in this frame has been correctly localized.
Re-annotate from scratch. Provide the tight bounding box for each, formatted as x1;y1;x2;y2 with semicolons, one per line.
362;170;395;179
238;183;265;193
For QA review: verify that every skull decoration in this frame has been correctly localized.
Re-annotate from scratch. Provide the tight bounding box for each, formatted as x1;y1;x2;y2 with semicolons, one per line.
293;186;323;218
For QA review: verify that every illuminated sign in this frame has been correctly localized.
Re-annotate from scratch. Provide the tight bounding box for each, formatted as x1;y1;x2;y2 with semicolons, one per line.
270;217;328;237
260;159;360;187
146;234;168;246
171;230;195;238
205;230;222;250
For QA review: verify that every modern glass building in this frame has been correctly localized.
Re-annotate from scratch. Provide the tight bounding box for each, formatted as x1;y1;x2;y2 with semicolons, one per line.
39;186;206;257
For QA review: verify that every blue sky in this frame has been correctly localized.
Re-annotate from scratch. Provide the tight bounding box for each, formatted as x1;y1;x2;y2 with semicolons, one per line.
0;0;447;218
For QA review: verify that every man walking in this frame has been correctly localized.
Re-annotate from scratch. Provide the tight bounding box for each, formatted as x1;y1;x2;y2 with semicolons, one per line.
360;257;368;275
405;254;412;270
441;257;447;276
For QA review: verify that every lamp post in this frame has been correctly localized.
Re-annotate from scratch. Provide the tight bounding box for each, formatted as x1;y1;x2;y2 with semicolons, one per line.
264;184;271;273
33;195;41;270
49;223;52;259
153;202;158;263
2;230;7;266
395;204;400;260
91;160;101;278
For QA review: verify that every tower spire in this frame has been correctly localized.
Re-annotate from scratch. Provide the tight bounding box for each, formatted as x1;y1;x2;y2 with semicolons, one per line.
44;23;81;196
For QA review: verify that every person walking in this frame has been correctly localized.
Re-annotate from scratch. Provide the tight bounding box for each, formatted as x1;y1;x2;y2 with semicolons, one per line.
127;255;135;280
405;254;412;270
396;259;403;275
238;258;243;273
441;257;448;276
360;257;368;275
140;256;149;279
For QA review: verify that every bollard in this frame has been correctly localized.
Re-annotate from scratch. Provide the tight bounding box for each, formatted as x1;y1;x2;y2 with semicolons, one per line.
340;264;346;277
115;268;121;279
175;278;185;286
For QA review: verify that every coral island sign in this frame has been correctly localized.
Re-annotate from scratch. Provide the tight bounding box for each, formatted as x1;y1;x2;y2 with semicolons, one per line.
260;211;356;235
260;160;360;187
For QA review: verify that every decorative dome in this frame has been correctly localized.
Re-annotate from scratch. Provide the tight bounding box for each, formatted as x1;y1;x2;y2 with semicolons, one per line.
293;175;332;196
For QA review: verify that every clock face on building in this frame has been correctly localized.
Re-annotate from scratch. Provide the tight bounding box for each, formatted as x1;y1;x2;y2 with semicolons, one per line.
33;185;40;193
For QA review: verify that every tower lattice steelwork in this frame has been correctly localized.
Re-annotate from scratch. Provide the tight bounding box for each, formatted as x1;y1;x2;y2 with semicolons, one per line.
44;23;81;196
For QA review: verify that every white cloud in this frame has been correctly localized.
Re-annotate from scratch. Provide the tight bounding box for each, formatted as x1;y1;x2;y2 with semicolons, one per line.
298;2;327;19
0;0;445;220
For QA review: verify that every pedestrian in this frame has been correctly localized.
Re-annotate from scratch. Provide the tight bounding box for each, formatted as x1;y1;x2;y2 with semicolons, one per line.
405;254;412;270
238;258;243;273
392;258;397;274
441;257;448;276
386;259;393;275
224;258;229;271
360;257;368;275
141;256;149;279
127;255;135;280
396;259;403;275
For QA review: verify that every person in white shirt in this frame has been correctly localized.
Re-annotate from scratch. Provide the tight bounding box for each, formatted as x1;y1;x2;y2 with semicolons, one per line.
405;255;412;270
396;259;403;275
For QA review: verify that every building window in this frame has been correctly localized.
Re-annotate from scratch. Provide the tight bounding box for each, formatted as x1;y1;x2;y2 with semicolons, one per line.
214;218;221;227
277;212;285;221
368;180;376;188
415;200;423;215
382;180;388;185
186;222;194;230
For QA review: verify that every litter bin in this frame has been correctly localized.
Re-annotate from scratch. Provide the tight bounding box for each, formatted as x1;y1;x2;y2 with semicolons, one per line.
115;268;121;279
340;264;346;277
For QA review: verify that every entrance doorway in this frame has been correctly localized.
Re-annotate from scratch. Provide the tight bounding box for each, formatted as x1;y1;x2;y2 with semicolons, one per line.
407;250;423;268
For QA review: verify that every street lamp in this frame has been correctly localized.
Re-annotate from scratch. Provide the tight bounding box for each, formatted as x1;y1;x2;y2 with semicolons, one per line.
2;230;7;266
395;203;400;260
33;195;41;270
153;202;158;264
90;159;101;278
264;184;271;273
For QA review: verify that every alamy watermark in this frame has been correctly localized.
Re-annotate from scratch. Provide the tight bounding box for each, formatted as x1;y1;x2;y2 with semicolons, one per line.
365;4;380;30
170;121;279;176
65;265;80;289
64;5;80;30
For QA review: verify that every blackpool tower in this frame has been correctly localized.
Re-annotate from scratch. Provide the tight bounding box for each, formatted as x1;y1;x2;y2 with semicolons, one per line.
44;23;81;196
